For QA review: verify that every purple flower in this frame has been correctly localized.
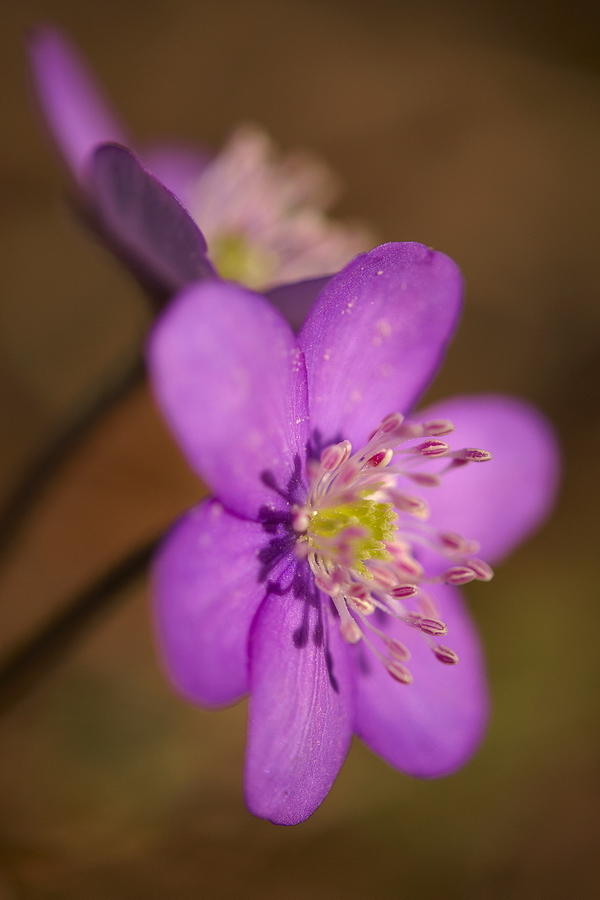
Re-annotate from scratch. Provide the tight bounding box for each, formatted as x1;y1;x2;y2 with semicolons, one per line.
148;241;559;825
28;26;371;299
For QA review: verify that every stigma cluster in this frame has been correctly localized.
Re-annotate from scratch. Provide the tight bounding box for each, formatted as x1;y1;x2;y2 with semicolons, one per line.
292;412;494;685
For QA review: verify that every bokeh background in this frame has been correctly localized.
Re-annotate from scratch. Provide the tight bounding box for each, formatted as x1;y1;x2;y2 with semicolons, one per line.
1;0;600;897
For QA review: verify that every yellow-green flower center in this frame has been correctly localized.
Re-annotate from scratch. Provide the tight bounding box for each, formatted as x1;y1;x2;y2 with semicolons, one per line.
308;497;397;578
212;232;276;288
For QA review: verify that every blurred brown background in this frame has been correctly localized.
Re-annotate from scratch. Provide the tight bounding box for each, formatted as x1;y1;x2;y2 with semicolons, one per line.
1;0;600;897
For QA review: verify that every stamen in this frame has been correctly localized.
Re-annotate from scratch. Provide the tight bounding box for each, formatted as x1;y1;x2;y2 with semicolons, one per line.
466;558;494;581
432;645;460;665
365;448;394;468
416;439;450;458
388;491;429;518
450;447;493;463
421;419;455;436
444;566;477;585
390;584;419;599
405;613;448;636
407;472;441;487
384;659;413;684
298;410;493;685
384;637;411;662
320;440;352;471
340;618;362;644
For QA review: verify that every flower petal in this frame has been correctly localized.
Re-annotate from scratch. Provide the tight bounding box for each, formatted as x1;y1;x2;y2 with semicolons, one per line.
417;394;560;563
148;279;309;520
353;583;488;777
245;564;353;824
88;144;215;293
153;500;270;707
265;275;332;332
142;143;211;209
28;25;128;177
299;242;463;449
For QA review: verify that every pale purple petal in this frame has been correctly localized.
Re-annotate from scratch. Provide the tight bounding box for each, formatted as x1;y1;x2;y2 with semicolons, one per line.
245;566;353;824
148;279;309;520
417;394;560;563
88;144;215;292
266;275;332;332
353;583;488;777
153;500;272;708
299;242;463;450
28;25;128;178
142;143;211;209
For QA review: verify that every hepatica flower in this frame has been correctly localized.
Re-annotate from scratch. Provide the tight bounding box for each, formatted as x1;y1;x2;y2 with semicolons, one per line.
28;26;370;297
149;241;559;825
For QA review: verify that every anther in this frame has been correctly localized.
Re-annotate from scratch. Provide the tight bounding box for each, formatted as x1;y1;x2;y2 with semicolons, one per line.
405;612;448;636
451;447;493;463
389;491;429;518
385;659;413;684
365;448;394;468
320;440;352;471
292;508;311;532
340;619;362;644
379;412;404;434
421;419;455;436
407;471;441;487
347;583;376;615
416;617;448;637
384;637;411;661
439;532;475;556
390;584;419;599
444;566;477;585
466;558;494;581
417;439;450;458
432;645;459;665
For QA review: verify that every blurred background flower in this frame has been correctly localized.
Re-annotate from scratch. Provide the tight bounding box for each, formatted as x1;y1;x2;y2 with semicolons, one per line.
0;0;598;897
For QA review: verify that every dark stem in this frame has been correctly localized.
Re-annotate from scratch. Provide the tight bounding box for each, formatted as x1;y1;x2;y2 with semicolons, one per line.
0;356;145;560
0;534;162;715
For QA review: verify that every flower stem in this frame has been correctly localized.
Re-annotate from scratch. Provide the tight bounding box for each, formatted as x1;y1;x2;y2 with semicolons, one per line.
0;534;162;715
0;356;145;560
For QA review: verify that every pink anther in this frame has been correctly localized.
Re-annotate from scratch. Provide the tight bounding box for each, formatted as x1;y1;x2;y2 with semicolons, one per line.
417;439;450;458
385;637;411;662
320;440;351;471
407;471;442;487
417;617;448;637
444;566;477;585
385;659;413;684
466;558;494;581
421;419;455;436
365;448;393;468
432;645;459;665
390;584;419;599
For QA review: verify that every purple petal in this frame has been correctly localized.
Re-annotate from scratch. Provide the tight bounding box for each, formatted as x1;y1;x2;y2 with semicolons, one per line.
142;143;211;209
299;242;463;450
266;276;332;332
28;25;128;177
88;144;215;292
148;280;309;520
153;500;270;707
245;564;353;824
353;583;488;777
417;394;560;563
